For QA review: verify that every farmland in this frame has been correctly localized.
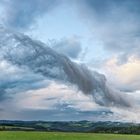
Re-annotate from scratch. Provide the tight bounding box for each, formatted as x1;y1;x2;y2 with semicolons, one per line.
0;120;140;134
0;131;140;140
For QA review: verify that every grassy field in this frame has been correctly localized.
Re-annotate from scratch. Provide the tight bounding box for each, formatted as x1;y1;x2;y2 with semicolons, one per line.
0;132;139;140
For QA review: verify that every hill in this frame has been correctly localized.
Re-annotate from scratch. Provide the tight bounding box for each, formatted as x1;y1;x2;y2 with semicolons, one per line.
0;120;139;134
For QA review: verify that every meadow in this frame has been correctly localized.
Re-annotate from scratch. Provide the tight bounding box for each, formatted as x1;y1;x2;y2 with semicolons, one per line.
0;131;140;140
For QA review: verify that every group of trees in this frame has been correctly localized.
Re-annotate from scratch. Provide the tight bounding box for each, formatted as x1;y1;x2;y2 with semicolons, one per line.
0;121;140;134
92;126;140;134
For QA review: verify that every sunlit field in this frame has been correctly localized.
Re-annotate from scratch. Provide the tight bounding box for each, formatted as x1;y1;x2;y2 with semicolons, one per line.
0;132;139;140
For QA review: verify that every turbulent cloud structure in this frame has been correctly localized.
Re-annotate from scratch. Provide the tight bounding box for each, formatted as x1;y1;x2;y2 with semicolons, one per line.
0;0;140;122
1;0;59;29
0;26;132;108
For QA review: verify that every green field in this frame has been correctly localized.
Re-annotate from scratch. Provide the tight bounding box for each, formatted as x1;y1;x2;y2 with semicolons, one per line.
0;132;140;140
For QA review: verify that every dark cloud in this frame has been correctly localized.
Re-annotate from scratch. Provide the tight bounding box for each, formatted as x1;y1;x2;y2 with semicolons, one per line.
77;0;140;63
49;38;82;59
0;26;133;107
0;27;49;100
2;0;59;29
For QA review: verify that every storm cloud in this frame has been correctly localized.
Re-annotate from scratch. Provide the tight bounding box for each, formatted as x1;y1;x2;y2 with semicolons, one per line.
0;26;133;107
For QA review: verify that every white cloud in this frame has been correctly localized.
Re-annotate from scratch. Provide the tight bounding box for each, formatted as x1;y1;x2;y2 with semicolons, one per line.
103;56;140;92
16;82;98;111
110;106;140;123
1;81;140;122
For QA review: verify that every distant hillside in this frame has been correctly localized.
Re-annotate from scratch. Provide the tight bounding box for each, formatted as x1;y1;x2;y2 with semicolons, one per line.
0;120;139;134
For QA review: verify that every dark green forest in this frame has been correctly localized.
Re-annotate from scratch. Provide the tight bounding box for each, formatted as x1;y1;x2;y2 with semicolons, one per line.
0;120;139;134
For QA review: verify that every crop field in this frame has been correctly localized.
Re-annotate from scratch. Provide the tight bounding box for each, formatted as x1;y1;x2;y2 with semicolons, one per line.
0;132;140;140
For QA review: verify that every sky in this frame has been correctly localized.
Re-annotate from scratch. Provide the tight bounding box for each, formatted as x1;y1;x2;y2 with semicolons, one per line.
0;0;140;122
